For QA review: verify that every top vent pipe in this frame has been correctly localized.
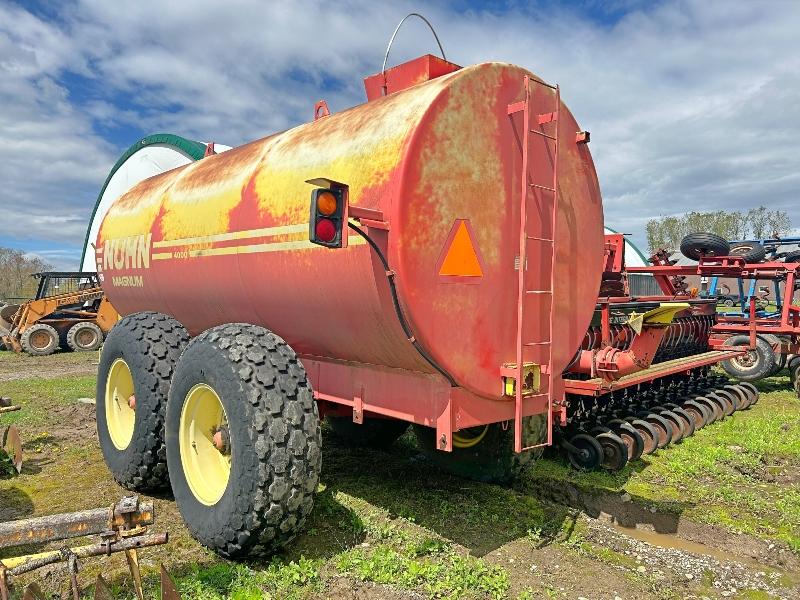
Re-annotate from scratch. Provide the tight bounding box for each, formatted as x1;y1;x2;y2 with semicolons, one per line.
381;13;447;96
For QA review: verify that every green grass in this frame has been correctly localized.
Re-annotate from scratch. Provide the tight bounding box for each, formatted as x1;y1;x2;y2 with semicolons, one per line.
0;375;95;426
2;367;799;598
523;378;800;552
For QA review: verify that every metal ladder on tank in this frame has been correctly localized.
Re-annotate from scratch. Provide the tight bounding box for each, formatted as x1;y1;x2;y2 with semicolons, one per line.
506;75;560;453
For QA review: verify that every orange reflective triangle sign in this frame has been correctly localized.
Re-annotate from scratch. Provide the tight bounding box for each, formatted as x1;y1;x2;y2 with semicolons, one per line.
439;220;483;277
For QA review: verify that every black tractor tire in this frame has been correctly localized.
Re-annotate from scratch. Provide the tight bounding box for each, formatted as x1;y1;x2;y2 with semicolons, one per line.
327;416;409;448
788;356;800;385
20;323;59;356
720;335;776;381
66;322;104;352
722;298;735;307
96;312;189;491
759;334;784;376
783;250;800;263
413;415;547;484
680;232;730;261
729;242;766;264
166;323;321;558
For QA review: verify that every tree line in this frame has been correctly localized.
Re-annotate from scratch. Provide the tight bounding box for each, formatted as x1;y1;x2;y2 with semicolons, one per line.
0;247;53;302
646;206;792;254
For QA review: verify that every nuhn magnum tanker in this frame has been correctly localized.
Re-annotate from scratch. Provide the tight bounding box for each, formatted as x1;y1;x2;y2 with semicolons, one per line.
94;48;753;557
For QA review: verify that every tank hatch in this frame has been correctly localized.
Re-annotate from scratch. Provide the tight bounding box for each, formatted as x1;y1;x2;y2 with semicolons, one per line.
363;54;461;101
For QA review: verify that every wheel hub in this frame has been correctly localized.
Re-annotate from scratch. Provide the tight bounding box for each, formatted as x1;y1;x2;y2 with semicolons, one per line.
105;358;136;450
179;384;232;506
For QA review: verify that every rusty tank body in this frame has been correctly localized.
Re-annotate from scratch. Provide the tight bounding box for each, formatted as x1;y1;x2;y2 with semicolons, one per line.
96;56;605;401
94;52;610;559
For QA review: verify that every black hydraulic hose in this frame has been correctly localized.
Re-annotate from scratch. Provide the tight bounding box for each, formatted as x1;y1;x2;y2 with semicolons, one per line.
347;222;458;387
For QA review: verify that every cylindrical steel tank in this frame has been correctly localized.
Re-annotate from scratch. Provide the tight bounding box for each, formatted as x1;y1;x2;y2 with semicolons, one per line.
97;61;605;400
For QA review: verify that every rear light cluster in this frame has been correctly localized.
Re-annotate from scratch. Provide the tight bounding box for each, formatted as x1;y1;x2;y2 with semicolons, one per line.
309;187;345;247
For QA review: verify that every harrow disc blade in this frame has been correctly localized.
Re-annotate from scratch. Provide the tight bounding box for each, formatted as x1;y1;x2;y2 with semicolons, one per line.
714;389;737;416
738;382;760;406
652;408;685;443
566;433;603;471
606;419;645;461
626;418;658;455
722;385;747;411
642;413;672;449
595;431;629;471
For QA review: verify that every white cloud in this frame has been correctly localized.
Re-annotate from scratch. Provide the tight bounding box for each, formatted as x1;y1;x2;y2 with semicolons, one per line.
0;0;798;264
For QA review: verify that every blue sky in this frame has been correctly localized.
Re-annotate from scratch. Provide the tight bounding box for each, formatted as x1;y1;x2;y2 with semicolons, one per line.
1;0;799;269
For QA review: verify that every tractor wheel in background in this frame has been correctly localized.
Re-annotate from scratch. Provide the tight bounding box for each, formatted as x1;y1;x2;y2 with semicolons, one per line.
795;368;800;399
720;335;776;381
166;323;321;558
788;355;800;384
784;250;800;263
723;298;735;307
729;242;766;263
759;334;785;376
66;322;104;352
565;433;604;471
327;416;409;448
20;323;59;356
96;312;189;491
413;415;547;483
679;233;730;261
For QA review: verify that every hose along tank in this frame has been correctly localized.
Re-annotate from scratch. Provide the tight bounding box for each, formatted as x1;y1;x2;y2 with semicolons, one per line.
96;58;604;402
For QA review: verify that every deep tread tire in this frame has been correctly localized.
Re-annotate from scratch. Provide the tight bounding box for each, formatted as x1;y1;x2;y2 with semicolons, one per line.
729;242;766;263
66;322;104;351
20;323;59;356
327;416;409;448
166;323;321;558
784;250;800;263
679;232;730;261
720;335;776;381
413;415;547;484
96;312;189;491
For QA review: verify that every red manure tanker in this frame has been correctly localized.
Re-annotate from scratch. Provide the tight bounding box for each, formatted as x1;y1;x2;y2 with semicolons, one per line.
94;49;752;558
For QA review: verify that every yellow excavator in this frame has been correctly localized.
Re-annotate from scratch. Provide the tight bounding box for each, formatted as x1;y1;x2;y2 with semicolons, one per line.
0;272;118;356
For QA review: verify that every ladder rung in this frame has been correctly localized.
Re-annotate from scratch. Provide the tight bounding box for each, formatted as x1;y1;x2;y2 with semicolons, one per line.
530;129;557;140
524;341;552;346
526;290;553;294
527;235;554;242
529;183;556;192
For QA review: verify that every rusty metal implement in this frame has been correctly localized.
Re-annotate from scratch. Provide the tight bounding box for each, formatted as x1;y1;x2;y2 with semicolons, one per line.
0;397;22;474
0;496;169;600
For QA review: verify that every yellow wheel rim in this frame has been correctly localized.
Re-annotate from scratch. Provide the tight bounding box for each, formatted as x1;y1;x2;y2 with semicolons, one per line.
452;425;489;449
179;384;231;506
105;358;136;450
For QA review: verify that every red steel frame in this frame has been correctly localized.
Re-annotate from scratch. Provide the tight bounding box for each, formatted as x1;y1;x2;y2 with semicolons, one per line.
628;258;800;354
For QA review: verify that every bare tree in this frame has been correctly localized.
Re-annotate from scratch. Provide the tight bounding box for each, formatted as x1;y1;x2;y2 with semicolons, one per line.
645;207;793;254
0;247;54;301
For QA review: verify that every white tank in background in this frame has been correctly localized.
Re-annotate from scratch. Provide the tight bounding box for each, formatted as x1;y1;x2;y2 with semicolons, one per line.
79;135;231;272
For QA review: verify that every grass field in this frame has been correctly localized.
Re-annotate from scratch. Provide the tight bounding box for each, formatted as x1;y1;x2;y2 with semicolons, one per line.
1;351;799;599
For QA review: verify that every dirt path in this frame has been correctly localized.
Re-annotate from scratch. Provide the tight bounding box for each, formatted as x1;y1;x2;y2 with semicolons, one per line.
0;351;98;381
